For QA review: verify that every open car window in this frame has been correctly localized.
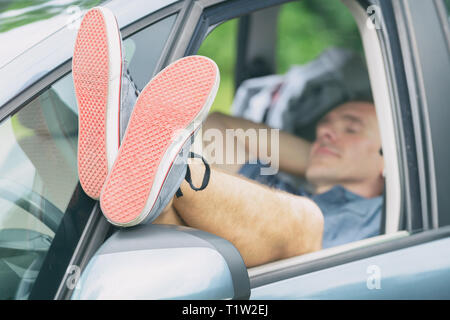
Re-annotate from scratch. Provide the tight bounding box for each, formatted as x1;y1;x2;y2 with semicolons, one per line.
196;0;403;267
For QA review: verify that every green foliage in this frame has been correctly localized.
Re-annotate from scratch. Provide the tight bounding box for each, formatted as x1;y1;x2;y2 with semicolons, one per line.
0;0;103;33
277;0;362;73
198;0;362;114
198;19;238;114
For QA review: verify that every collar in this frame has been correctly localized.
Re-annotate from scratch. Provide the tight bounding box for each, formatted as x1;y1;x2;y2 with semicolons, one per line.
312;185;367;204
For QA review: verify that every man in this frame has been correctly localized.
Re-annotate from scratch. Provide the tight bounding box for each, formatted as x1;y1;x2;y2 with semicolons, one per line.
154;100;384;267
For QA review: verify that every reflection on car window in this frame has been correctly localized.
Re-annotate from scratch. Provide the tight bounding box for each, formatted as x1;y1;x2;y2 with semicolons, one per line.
0;13;177;300
0;73;77;300
0;0;107;33
124;14;177;91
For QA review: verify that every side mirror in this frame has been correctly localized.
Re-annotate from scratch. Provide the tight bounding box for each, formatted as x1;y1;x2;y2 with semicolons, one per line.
71;224;250;300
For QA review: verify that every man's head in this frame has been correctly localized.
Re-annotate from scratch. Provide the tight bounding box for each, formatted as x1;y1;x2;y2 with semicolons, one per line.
305;101;384;198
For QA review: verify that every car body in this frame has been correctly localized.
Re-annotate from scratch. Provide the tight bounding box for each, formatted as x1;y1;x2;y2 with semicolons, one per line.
0;0;450;300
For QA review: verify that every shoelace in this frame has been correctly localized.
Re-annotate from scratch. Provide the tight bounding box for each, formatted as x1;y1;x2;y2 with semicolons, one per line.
125;67;141;97
175;152;211;197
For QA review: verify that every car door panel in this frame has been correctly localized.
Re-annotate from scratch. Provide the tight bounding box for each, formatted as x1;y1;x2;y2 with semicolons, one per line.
250;236;450;299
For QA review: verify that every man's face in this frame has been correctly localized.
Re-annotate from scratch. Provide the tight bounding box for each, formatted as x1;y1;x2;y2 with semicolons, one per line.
305;101;383;190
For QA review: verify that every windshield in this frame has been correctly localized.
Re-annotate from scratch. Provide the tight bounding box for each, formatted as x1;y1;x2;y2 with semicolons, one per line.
0;10;177;299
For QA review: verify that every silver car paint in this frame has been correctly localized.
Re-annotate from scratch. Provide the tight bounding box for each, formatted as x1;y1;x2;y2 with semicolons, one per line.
251;236;450;299
0;0;178;108
72;247;234;299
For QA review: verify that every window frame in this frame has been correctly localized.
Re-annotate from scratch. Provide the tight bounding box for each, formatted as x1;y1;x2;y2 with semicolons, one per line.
393;0;450;228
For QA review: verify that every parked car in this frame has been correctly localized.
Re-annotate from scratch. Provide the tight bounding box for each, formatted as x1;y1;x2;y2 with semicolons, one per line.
0;0;450;300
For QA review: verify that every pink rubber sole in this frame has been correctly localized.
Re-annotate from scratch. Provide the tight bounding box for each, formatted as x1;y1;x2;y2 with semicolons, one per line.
73;8;118;199
100;56;218;226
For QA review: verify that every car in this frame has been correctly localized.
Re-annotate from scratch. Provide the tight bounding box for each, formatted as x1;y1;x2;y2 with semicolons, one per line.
0;0;450;300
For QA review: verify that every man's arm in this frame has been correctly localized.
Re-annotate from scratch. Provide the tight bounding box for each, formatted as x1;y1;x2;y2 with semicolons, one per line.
202;112;312;176
159;160;324;268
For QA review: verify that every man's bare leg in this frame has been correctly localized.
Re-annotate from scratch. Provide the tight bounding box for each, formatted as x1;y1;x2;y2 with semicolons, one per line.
154;112;320;267
154;158;323;268
153;198;186;225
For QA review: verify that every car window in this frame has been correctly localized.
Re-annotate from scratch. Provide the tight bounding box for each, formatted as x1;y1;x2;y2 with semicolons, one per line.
124;14;177;91
0;13;177;300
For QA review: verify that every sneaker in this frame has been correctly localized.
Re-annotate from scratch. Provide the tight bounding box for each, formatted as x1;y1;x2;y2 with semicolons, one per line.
100;55;219;227
73;7;138;199
151;135;212;222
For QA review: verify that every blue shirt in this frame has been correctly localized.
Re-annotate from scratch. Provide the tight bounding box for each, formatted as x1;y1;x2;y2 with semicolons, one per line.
238;162;382;248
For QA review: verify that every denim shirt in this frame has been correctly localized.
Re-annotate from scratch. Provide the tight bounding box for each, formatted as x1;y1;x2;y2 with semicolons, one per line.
238;162;382;249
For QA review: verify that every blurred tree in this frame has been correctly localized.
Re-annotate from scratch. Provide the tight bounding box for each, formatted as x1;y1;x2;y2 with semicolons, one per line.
198;0;362;114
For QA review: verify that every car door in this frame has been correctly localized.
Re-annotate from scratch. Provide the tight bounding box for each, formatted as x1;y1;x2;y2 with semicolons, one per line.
64;0;450;300
185;0;450;299
249;0;450;299
0;0;188;300
54;1;195;300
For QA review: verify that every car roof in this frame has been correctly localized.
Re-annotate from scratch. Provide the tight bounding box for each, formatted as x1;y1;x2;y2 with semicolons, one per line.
0;0;105;69
0;0;178;108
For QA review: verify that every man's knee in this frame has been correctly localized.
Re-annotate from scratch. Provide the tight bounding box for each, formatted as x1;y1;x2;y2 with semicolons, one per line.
152;199;185;226
301;198;324;251
278;196;324;259
205;111;227;129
